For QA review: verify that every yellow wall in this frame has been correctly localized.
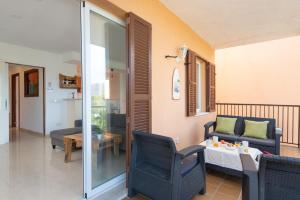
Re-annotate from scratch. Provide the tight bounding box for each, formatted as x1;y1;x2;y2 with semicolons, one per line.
99;0;216;148
216;36;300;105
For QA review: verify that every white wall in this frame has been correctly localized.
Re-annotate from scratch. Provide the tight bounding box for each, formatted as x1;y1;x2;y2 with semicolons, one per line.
0;42;81;134
9;66;44;133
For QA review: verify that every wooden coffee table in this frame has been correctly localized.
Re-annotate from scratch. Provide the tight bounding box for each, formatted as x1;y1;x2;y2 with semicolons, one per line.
64;132;122;163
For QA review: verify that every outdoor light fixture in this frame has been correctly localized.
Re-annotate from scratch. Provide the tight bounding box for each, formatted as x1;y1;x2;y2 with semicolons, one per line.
165;44;188;63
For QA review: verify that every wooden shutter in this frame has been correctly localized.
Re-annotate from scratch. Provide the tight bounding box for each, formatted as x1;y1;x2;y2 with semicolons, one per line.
127;12;152;133
207;63;216;112
186;50;197;116
126;12;152;178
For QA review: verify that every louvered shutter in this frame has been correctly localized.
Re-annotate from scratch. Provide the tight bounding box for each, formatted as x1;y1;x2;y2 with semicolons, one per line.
126;12;152;183
186;50;197;116
127;12;152;134
207;63;216;112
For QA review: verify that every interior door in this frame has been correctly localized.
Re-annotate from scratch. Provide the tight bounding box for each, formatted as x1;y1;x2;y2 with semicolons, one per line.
0;61;9;145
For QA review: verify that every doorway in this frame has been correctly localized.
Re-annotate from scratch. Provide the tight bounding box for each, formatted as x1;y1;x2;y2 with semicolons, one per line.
11;73;20;128
9;63;45;135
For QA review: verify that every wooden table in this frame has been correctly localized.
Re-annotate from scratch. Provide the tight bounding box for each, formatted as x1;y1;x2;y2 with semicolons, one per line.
64;132;122;163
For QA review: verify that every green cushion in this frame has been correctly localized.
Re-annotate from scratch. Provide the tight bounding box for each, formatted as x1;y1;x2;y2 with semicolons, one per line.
215;117;237;135
243;120;269;139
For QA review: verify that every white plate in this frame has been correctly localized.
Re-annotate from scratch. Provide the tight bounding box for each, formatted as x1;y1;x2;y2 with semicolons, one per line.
225;145;236;151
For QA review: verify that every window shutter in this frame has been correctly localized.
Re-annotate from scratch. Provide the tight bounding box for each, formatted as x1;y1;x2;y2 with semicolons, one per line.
186;50;197;116
207;63;216;112
127;12;152;184
127;12;152;134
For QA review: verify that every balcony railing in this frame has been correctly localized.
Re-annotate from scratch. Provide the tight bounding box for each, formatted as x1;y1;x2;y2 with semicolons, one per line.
216;103;300;147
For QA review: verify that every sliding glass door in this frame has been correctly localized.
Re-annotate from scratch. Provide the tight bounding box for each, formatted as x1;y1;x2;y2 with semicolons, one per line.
81;2;127;198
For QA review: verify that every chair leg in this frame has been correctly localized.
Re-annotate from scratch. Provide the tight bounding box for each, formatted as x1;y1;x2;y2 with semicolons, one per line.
128;188;137;197
199;184;206;194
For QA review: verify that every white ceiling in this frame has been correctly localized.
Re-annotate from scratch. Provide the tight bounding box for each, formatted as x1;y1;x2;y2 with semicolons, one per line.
160;0;300;49
0;0;81;53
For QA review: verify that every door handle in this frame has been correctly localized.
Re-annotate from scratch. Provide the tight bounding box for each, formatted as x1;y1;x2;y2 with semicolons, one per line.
5;99;7;111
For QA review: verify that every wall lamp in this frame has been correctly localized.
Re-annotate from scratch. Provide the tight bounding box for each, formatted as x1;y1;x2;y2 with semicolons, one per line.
165;44;188;63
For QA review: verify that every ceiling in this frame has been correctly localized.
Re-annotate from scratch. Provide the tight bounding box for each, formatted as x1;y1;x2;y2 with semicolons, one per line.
160;0;300;49
0;0;81;54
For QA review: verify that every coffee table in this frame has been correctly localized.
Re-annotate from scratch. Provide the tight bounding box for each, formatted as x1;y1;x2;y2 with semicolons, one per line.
200;140;262;177
64;132;122;163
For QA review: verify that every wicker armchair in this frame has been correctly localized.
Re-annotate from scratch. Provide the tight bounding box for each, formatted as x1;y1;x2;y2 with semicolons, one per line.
240;154;300;200
128;131;206;200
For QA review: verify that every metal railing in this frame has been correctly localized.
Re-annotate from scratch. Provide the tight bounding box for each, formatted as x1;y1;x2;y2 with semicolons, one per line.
216;103;300;147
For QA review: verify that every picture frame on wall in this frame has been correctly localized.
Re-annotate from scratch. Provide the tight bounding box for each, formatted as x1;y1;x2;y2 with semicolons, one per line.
172;68;180;100
24;69;39;97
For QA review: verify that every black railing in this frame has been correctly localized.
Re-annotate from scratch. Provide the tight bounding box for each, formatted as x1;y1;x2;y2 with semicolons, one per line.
216;103;300;147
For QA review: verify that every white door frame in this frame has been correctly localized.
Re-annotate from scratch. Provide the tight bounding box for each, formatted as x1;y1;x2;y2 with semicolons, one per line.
81;1;126;199
0;61;9;145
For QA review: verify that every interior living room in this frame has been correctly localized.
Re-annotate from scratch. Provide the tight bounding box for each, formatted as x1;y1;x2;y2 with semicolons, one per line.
0;0;84;199
1;0;300;200
0;0;128;199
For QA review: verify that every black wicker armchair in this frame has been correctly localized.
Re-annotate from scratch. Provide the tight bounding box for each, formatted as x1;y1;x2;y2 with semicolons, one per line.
240;154;300;200
128;131;206;200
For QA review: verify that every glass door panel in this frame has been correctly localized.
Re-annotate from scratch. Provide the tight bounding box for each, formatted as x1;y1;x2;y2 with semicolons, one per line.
89;10;126;189
82;2;126;198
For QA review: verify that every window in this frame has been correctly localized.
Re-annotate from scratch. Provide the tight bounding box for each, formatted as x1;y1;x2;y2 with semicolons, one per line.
196;58;207;114
186;49;215;116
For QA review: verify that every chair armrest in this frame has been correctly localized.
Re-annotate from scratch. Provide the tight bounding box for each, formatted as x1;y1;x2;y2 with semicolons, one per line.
204;121;216;139
177;145;205;159
240;153;259;200
240;153;258;174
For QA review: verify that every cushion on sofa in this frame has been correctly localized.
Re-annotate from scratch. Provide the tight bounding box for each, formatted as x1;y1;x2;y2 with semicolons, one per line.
242;117;275;139
208;132;240;142
50;127;82;140
217;115;244;136
243;120;268;139
215;117;237;135
239;136;275;147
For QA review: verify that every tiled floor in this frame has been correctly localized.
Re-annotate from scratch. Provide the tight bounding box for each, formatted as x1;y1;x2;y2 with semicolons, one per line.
0;128;83;200
123;171;242;200
125;144;300;200
2;129;300;200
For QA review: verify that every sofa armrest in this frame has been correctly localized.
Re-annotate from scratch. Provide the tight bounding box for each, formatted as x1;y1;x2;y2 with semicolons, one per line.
275;128;282;137
204;121;216;139
274;128;282;155
177;145;205;159
240;153;259;200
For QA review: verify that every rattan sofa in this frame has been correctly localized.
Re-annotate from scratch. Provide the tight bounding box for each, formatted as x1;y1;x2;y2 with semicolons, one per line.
204;115;282;155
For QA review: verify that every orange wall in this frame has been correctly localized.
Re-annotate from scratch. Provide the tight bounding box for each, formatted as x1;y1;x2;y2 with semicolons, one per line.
100;0;216;148
216;36;300;105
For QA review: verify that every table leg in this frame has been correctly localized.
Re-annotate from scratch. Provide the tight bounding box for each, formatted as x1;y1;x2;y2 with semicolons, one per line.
114;138;119;157
64;138;72;163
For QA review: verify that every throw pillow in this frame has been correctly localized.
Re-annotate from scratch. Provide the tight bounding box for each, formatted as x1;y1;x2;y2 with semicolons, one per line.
243;120;269;139
215;117;237;135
